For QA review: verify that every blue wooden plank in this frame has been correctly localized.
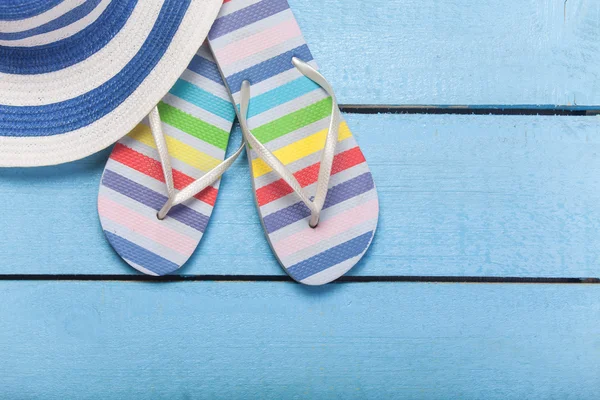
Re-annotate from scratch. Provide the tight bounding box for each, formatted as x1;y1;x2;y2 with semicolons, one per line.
1;114;599;277
0;281;597;398
290;0;600;105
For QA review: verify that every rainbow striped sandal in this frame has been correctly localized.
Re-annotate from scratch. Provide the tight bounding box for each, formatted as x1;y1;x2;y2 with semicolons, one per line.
208;0;379;285
98;44;242;276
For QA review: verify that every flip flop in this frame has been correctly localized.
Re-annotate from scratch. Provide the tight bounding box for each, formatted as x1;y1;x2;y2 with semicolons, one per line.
208;0;379;285
98;43;241;276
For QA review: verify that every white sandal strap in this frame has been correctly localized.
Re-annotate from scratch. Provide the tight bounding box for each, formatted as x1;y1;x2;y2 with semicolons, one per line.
149;105;245;220
238;57;341;228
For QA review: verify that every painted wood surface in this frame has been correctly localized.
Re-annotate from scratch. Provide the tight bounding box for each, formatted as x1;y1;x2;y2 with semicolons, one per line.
2;114;598;278
0;281;597;399
289;0;600;105
1;1;599;397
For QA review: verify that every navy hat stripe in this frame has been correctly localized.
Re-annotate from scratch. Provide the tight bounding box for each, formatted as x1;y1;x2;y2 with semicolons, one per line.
0;0;63;21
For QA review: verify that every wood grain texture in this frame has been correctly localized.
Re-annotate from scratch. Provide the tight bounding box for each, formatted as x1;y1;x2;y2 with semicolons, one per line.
0;2;597;397
0;281;597;399
1;114;598;277
290;0;600;105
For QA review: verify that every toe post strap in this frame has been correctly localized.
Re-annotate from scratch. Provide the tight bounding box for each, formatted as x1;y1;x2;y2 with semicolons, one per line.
238;57;342;228
149;106;245;220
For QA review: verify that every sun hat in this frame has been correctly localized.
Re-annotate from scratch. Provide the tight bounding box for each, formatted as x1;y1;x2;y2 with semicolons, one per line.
0;0;223;167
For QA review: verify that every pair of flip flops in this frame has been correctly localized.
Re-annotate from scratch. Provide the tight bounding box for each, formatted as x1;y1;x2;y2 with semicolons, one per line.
98;0;379;285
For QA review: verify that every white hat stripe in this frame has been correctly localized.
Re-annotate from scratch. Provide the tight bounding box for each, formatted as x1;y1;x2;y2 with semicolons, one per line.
0;0;86;33
0;0;110;47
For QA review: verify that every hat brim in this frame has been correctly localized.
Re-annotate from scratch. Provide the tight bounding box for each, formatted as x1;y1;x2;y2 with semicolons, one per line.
0;0;223;167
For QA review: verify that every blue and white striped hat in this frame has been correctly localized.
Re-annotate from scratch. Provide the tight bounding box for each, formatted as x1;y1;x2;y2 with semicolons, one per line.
0;0;222;167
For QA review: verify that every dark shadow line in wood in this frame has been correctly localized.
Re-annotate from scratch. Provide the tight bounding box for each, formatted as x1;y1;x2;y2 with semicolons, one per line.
340;104;600;116
0;275;596;284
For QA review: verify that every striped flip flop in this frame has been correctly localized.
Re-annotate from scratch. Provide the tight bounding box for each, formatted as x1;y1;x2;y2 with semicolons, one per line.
208;0;379;285
98;43;240;276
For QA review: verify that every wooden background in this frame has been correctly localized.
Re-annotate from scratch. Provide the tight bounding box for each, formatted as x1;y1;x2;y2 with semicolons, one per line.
0;0;599;398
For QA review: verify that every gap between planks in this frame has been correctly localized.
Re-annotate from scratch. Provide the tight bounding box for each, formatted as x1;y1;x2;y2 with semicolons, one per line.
0;275;597;284
340;104;600;116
